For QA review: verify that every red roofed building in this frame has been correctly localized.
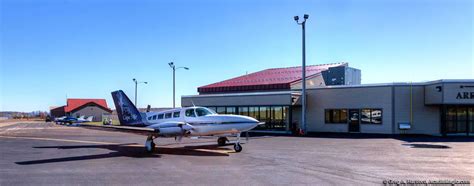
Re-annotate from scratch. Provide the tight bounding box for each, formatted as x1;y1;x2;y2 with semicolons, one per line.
50;98;112;122
183;62;361;133
198;62;359;94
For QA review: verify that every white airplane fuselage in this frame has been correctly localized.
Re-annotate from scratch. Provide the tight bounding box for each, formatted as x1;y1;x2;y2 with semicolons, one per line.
143;107;260;137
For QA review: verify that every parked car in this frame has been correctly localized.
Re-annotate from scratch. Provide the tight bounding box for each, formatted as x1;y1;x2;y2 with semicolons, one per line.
45;115;52;122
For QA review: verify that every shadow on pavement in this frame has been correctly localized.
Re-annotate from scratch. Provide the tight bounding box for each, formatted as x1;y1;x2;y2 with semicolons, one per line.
287;132;474;143
402;143;451;149
16;143;230;165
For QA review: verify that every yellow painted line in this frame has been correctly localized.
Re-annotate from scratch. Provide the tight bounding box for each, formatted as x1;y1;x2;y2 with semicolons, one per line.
194;148;234;154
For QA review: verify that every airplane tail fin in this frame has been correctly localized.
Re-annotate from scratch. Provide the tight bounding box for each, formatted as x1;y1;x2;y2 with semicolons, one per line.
111;90;145;126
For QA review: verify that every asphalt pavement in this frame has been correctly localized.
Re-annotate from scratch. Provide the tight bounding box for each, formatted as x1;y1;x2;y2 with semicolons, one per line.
0;122;472;185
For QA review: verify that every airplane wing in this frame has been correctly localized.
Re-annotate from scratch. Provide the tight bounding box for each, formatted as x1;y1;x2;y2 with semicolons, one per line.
78;124;159;136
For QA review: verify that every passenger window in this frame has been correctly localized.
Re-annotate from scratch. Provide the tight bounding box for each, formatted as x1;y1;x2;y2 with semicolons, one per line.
165;113;172;119
152;115;157;120
158;114;164;119
185;109;196;117
173;112;180;118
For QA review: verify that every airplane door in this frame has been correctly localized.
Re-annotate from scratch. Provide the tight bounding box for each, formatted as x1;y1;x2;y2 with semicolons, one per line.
348;109;360;132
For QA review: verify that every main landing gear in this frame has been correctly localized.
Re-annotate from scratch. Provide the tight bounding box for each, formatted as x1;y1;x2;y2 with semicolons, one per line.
217;137;228;146
145;136;156;153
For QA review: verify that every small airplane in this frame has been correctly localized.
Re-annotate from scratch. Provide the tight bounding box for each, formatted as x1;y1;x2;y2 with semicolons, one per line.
80;90;263;153
55;116;93;125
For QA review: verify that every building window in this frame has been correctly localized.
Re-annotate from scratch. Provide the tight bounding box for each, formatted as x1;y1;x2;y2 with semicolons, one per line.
239;107;249;116
158;114;164;119
165;113;172;119
226;107;236;115
249;107;259;119
173;112;180;118
216;107;226;114
469;108;474;133
361;109;382;124
325;109;348;124
259;107;269;121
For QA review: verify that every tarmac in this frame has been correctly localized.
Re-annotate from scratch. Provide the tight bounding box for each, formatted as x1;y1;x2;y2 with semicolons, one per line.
0;122;473;185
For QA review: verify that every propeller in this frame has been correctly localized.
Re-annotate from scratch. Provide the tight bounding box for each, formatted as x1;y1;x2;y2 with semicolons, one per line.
175;123;194;143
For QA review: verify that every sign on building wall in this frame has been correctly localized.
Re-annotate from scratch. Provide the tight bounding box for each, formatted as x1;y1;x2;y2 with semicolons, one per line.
425;82;474;105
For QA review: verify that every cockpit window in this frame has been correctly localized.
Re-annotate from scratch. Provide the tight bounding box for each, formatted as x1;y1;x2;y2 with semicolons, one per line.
195;107;216;117
185;109;196;117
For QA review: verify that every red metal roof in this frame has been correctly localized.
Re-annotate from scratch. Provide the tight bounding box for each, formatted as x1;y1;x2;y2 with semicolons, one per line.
198;63;347;93
64;99;111;113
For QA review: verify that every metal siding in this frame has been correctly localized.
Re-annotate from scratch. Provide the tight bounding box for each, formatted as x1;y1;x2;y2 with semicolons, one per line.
393;86;440;135
306;86;393;134
70;106;111;122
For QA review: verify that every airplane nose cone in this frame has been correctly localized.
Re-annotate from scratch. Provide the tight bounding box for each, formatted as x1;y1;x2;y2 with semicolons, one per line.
246;116;259;123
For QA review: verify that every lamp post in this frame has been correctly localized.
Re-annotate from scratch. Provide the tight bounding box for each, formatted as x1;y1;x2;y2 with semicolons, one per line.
168;62;189;108
132;78;148;106
294;14;309;135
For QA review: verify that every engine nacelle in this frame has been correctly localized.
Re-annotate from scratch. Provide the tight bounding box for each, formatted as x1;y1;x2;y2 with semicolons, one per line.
159;127;184;137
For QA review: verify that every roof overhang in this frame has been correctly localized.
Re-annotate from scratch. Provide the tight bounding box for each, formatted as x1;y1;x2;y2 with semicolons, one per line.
182;91;301;107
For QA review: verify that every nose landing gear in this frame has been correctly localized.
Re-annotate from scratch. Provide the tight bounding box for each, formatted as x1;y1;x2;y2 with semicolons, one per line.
233;133;242;152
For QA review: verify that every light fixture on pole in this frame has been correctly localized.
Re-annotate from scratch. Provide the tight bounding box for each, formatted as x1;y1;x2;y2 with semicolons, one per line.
132;78;148;106
294;14;309;135
168;62;189;108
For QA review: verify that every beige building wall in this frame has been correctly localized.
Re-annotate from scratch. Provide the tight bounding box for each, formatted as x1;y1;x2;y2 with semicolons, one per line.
71;106;111;122
425;83;443;105
290;74;326;90
306;86;393;134
393;85;440;135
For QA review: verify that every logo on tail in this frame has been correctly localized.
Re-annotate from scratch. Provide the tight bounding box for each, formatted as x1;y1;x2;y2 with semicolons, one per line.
111;90;144;126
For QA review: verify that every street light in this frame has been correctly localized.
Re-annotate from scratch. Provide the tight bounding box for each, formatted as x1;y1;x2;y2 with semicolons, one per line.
168;62;189;108
132;78;148;106
294;14;309;135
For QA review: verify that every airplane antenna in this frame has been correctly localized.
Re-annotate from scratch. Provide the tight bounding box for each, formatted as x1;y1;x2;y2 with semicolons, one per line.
191;100;196;107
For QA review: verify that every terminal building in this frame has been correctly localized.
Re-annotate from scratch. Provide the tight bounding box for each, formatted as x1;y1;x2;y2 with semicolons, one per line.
182;63;474;136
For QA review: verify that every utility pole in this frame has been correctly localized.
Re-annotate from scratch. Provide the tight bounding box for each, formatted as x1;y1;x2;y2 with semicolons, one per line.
132;78;148;106
168;62;189;108
294;14;309;135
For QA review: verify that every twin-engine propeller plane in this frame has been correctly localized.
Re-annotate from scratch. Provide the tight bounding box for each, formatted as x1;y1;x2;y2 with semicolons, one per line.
80;90;263;153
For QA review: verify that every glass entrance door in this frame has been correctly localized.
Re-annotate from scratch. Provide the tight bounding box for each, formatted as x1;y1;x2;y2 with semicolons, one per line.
348;109;360;132
444;106;474;136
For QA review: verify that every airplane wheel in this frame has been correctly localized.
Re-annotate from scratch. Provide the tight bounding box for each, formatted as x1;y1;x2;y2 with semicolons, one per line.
217;137;228;146
145;140;155;153
234;143;242;152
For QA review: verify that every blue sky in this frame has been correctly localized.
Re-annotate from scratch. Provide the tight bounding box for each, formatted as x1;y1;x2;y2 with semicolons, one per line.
1;0;472;112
